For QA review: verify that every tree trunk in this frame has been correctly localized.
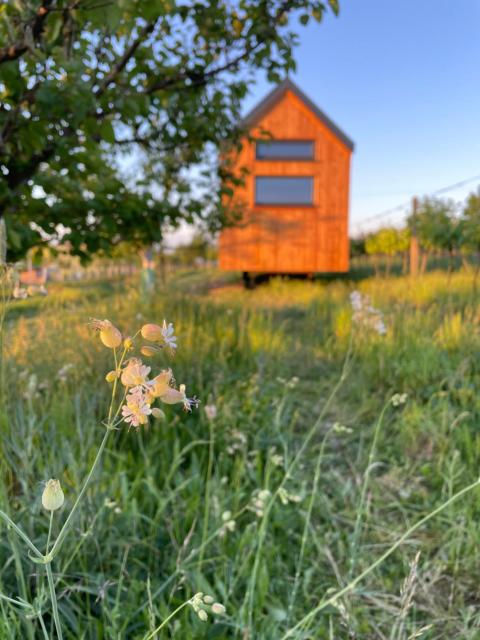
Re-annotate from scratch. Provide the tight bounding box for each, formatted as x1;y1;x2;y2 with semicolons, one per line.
420;251;429;275
140;246;155;297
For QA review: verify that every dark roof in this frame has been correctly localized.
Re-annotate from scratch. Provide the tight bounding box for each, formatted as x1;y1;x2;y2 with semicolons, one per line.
242;78;354;151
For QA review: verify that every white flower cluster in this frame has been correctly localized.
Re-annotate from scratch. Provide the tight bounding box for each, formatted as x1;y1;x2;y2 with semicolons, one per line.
120;363;199;428
278;487;302;505
350;290;387;336
219;510;236;537
391;392;408;407
57;363;74;383
249;489;271;518
189;592;226;622
276;375;300;389
226;429;247;455
90;318;199;429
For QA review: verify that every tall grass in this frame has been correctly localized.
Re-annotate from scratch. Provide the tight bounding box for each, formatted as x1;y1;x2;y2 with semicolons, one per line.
0;269;479;638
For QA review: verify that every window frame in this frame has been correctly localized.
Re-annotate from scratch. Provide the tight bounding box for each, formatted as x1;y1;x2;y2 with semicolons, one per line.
254;175;314;207
255;139;315;162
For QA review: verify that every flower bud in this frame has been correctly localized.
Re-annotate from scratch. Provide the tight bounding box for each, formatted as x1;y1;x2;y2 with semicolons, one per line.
203;595;214;604
42;479;64;511
105;370;118;383
197;609;208;622
141;345;159;357
211;603;226;615
151;407;165;420
204;404;217;420
141;323;163;342
124;336;134;350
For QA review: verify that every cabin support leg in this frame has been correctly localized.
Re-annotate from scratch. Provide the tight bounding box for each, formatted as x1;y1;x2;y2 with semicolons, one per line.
242;272;255;289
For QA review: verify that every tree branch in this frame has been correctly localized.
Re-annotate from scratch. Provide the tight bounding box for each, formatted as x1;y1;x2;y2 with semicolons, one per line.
95;19;159;97
0;0;54;65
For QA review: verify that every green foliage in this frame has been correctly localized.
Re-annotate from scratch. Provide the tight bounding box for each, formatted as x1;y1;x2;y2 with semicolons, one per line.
408;196;461;253
462;189;480;255
171;231;217;266
0;0;339;261
365;228;408;256
2;269;480;637
365;227;410;256
349;235;366;257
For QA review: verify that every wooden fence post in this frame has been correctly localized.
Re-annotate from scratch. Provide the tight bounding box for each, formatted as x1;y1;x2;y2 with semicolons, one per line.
409;196;419;276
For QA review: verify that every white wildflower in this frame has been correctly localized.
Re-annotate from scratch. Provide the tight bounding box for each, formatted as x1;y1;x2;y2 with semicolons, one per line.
392;393;408;407
161;320;177;351
120;358;151;388
121;387;152;428
159;383;199;412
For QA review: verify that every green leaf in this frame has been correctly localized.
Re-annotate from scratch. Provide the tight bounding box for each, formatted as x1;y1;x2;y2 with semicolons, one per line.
99;119;116;144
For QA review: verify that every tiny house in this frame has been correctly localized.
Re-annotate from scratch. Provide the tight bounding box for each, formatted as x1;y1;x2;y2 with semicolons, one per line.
219;79;354;279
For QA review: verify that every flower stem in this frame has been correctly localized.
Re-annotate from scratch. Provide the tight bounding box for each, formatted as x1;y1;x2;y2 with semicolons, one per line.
348;400;390;578
287;425;335;621
143;600;190;639
199;419;215;568
0;510;42;558
46;561;63;640
281;476;480;638
245;335;354;630
46;511;54;554
37;610;50;640
49;428;111;560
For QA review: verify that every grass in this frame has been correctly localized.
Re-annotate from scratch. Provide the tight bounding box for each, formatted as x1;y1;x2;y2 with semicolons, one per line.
1;267;480;639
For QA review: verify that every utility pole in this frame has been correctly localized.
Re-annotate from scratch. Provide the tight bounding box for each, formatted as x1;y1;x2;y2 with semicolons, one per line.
409;196;419;276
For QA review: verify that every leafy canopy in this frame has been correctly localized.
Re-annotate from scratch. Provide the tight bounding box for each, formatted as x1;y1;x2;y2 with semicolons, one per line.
0;0;338;261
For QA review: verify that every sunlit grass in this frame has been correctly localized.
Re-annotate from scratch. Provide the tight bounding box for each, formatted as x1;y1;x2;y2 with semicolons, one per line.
1;267;480;638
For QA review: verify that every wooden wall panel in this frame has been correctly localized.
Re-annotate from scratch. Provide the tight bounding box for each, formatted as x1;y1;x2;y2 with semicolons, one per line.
219;88;352;273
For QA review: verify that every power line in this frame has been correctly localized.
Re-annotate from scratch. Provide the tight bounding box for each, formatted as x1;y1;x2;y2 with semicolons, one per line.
356;172;480;227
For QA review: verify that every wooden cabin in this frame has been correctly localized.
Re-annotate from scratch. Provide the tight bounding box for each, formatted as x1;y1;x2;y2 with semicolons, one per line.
219;79;354;278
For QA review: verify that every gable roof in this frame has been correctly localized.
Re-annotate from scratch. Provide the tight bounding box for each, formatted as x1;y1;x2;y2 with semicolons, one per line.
242;78;354;151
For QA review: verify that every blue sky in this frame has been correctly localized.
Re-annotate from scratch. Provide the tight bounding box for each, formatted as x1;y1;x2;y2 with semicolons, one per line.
243;0;480;235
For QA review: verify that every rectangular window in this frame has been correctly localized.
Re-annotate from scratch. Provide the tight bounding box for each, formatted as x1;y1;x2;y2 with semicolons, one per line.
256;140;314;160
255;177;313;205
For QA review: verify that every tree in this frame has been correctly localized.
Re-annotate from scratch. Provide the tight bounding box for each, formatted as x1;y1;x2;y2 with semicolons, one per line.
172;231;216;267
461;188;480;282
407;197;459;272
0;0;339;261
365;227;410;275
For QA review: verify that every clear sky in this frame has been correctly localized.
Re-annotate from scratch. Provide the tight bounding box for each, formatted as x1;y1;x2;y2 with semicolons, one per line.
243;0;480;235
165;0;480;246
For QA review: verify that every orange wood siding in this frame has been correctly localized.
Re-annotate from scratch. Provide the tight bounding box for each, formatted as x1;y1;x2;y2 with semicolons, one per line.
219;88;352;273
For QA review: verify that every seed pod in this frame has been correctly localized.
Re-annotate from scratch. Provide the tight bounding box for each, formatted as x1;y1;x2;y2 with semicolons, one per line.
90;319;122;348
100;322;122;348
141;345;159;357
141;323;163;342
42;479;64;511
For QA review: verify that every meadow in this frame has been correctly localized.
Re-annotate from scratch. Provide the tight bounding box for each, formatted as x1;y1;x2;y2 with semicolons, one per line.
1;267;480;639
